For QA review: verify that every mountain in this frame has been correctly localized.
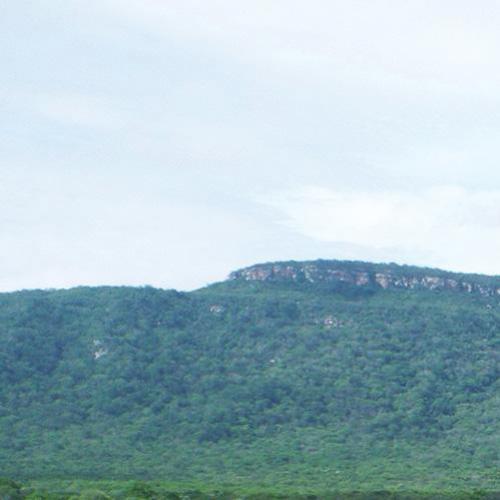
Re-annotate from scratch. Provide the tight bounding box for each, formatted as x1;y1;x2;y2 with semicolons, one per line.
0;260;498;495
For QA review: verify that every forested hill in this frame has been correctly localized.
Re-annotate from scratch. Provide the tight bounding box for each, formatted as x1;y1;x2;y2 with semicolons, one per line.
0;260;499;494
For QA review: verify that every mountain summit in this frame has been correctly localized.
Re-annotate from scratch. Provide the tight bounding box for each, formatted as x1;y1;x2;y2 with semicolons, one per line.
230;259;500;296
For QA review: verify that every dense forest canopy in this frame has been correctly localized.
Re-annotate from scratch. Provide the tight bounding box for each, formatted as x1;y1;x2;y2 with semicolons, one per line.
0;260;498;495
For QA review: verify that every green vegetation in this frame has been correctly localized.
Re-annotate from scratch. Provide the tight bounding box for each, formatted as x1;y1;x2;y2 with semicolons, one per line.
0;260;498;496
1;477;499;499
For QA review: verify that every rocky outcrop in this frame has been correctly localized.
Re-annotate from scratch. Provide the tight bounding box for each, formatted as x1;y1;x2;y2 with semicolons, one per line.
229;261;500;297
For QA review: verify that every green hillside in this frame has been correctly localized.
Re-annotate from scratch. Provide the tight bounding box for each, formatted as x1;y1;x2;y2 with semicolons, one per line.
0;260;498;496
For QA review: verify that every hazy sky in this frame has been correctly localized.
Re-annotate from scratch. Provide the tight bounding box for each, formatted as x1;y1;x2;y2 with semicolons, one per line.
2;1;500;291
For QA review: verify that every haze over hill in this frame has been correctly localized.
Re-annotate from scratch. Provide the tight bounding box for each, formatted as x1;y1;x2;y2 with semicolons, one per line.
0;259;498;494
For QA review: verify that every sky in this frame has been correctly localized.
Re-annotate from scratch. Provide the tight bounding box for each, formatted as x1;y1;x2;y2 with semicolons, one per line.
2;0;500;291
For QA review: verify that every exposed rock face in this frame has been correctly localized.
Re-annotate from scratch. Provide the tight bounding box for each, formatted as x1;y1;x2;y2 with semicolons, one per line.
229;261;500;297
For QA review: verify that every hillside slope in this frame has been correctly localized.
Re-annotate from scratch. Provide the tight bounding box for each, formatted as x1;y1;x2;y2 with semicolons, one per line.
0;260;498;493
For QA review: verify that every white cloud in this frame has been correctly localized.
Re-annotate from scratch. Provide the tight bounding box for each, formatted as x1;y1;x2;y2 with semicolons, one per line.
261;185;500;275
1;86;125;130
33;92;124;129
93;0;500;96
0;166;295;291
3;1;500;290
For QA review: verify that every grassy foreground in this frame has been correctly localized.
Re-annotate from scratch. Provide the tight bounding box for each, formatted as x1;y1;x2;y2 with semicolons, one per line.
1;477;499;500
